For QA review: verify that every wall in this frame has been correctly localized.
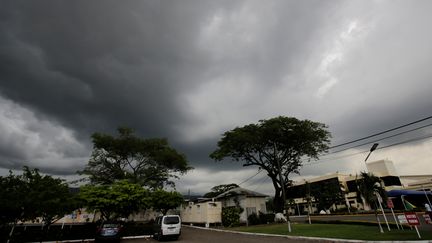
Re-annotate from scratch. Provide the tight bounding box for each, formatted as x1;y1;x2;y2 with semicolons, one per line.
180;201;222;224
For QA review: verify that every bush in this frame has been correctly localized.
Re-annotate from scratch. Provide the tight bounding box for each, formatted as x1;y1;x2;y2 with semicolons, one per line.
222;207;243;227
259;212;275;224
247;213;260;225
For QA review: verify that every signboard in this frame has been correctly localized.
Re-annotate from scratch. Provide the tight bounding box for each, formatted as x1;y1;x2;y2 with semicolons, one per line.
423;212;432;224
387;199;394;209
398;215;408;224
404;212;420;226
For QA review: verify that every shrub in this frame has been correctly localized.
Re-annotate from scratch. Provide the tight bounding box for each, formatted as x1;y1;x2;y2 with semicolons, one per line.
222;207;243;227
259;212;275;224
247;213;260;225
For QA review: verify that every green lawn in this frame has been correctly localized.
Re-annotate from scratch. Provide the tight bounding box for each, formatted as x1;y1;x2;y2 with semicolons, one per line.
231;223;432;241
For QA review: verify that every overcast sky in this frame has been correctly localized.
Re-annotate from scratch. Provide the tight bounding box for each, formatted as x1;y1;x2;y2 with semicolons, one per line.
1;0;432;196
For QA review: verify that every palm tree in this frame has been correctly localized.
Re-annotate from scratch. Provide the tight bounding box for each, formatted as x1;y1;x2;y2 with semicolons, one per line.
356;172;387;233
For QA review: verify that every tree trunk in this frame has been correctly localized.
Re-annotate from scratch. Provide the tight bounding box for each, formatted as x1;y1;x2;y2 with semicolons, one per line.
273;189;284;213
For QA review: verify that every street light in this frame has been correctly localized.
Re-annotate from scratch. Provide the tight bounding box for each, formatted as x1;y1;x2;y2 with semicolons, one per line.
364;143;379;163
363;143;390;232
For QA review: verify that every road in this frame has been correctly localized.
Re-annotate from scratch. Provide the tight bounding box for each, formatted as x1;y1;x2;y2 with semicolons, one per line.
122;226;330;243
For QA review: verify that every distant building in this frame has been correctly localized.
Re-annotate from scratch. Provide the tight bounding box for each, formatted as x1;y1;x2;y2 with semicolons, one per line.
215;187;268;223
179;187;268;225
286;159;432;213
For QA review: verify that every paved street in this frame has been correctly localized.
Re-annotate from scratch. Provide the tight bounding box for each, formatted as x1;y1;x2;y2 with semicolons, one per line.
122;226;343;243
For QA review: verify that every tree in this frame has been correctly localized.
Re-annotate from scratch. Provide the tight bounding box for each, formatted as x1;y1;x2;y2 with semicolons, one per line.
203;183;239;198
0;172;27;227
356;172;387;209
0;167;77;242
79;127;192;189
21;167;78;228
310;179;344;212
150;190;184;215
356;172;387;232
210;116;330;213
79;180;150;221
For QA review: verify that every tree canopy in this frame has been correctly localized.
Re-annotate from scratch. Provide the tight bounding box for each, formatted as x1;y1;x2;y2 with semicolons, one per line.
310;179;345;212
0;167;77;227
356;172;387;210
0;171;27;226
79;180;150;221
210;116;331;213
150;190;184;215
79;127;192;189
203;183;239;198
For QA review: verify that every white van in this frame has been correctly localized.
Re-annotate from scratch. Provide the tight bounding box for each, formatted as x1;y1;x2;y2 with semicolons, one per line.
153;215;181;241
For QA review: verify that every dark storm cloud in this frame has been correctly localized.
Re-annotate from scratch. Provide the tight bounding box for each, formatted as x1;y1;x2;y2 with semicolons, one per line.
0;0;340;172
1;1;432;194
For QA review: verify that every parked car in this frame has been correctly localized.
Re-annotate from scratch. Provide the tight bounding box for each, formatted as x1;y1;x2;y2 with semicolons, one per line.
95;221;124;242
153;215;181;241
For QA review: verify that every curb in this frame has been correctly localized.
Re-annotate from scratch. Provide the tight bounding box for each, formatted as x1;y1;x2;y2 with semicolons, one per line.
184;225;432;243
38;235;152;242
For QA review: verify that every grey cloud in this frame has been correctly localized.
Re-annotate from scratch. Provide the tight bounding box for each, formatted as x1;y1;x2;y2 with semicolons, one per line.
1;1;432;196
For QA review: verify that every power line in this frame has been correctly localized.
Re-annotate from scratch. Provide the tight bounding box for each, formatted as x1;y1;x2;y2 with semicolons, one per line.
238;169;263;186
323;122;432;156
251;176;270;192
329;115;432;149
306;132;432;166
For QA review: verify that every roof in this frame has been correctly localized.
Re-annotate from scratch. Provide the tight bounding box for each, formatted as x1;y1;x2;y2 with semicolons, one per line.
215;187;268;199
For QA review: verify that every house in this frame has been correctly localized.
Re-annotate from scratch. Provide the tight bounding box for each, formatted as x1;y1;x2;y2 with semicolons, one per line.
215;187;268;223
180;200;222;226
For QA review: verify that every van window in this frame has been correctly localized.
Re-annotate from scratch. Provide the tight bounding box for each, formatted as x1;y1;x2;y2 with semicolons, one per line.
163;216;179;225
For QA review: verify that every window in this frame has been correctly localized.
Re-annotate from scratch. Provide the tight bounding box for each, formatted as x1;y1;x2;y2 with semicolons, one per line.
163;216;180;225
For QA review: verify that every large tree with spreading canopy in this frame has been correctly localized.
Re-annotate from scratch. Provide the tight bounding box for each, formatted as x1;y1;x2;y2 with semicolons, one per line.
210;116;331;213
80;127;192;189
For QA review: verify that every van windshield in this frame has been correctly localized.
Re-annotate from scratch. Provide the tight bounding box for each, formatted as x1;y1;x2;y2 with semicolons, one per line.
163;216;180;224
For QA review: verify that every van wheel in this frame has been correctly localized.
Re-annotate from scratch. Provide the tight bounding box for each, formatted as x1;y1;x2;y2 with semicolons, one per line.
157;231;163;241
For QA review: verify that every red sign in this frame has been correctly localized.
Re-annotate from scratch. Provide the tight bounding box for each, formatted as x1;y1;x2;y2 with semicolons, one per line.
387;199;394;209
404;212;420;226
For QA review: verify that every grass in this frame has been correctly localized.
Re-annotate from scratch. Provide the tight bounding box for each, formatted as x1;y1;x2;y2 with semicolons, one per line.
231;223;432;241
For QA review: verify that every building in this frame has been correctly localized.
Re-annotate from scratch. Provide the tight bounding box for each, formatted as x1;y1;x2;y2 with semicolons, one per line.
286;159;432;213
215;187;268;223
180;200;222;226
179;187;268;225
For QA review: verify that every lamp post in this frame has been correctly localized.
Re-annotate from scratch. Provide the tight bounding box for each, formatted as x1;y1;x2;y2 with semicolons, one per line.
364;143;379;166
363;143;390;232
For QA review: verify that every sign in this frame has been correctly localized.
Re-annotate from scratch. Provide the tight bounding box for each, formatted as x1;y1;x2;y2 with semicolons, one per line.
423;212;432;224
398;215;408;224
404;212;420;226
386;199;394;209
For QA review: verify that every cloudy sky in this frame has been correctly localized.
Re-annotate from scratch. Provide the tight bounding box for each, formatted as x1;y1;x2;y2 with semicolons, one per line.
1;0;432;196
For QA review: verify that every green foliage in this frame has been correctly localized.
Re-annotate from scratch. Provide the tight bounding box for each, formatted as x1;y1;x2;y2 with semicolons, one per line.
79;127;192;189
0;171;27;226
210;116;331;213
150;190;184;215
0;167;76;227
79;180;150;221
203;183;239;198
22;167;78;226
247;213;260;225
222;206;243;227
259;212;275;224
356;172;387;211
310;179;344;212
